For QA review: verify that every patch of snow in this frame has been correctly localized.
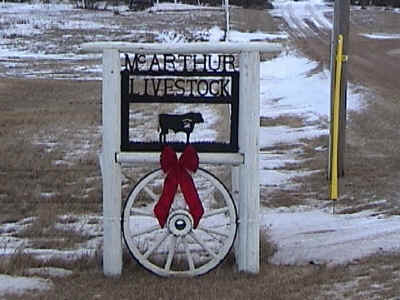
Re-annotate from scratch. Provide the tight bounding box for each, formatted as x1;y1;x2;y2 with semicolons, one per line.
260;52;363;121
0;2;72;13
260;125;328;149
55;214;102;237
0;274;52;297
271;0;333;37
25;246;99;262
156;31;186;43
260;149;305;169
262;209;400;266
260;169;318;187
40;192;56;198
360;33;400;40
228;30;288;42
208;26;225;42
148;3;217;12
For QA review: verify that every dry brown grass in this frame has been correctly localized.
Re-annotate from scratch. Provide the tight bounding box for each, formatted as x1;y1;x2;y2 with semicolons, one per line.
0;79;103;222
0;248;39;276
260;115;308;128
1;6;400;300
4;242;400;300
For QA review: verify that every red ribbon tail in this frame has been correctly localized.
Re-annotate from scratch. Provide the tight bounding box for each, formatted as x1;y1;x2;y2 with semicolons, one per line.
155;145;203;229
180;170;204;228
154;174;177;228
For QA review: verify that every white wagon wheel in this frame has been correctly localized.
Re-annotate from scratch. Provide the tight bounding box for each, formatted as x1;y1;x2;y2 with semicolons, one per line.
122;168;237;277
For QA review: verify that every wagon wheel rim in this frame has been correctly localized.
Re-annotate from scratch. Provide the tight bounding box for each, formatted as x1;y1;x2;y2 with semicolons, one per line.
122;168;237;277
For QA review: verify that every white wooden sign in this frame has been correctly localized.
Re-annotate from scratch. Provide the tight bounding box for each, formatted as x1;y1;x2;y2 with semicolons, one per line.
81;41;280;276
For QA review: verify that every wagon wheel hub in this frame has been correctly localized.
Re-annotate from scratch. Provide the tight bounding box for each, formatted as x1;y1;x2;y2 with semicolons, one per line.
167;210;193;236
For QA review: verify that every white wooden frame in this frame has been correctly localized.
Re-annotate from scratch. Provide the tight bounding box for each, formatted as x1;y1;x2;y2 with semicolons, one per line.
81;42;280;276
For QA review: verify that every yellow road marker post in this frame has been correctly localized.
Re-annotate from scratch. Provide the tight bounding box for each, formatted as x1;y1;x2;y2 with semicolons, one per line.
330;34;345;202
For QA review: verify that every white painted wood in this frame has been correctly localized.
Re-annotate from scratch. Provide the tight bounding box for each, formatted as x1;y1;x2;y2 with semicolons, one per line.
102;49;122;276
236;51;260;273
96;41;269;276
80;42;281;54
117;152;243;166
231;166;240;261
231;166;239;204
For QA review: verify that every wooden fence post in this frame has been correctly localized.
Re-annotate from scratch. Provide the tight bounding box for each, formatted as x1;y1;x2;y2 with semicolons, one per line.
237;51;260;273
102;49;122;276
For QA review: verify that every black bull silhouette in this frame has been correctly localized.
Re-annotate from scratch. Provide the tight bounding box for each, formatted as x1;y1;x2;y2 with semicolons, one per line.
158;112;204;144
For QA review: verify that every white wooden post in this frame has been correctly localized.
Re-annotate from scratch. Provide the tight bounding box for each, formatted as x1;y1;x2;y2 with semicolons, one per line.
231;166;240;260
102;49;122;276
236;51;260;273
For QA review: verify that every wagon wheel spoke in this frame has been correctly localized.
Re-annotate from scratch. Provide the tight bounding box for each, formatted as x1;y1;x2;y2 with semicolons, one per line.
131;208;154;217
189;231;217;258
132;224;160;238
182;236;195;272
143;186;159;202
122;168;237;277
144;230;169;259
197;226;229;239
202;207;230;219
164;235;177;271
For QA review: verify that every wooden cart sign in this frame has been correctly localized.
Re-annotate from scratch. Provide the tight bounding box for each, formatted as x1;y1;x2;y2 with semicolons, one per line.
121;53;239;152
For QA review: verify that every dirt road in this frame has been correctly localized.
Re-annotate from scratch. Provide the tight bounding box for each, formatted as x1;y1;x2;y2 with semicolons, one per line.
263;3;400;212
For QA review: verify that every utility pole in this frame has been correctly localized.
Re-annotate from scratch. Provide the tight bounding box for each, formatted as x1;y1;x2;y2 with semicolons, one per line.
225;0;230;40
329;0;350;179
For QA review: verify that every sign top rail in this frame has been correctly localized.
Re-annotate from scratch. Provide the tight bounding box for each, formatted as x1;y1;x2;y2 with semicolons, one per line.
80;41;281;54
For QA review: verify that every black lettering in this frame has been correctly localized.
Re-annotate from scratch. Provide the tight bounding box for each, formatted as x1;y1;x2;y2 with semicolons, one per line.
149;54;161;72
144;78;149;96
221;79;231;96
175;79;185;96
223;55;235;72
151;79;162;96
197;80;209;96
130;78;141;96
125;54;146;73
209;80;220;96
188;79;196;96
164;79;174;95
178;54;192;72
163;54;176;72
207;55;222;72
193;54;207;72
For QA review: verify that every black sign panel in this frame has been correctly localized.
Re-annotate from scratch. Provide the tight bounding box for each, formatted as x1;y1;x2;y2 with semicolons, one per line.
121;53;239;152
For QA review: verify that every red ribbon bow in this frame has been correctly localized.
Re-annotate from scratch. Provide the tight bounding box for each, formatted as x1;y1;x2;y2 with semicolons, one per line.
154;145;204;229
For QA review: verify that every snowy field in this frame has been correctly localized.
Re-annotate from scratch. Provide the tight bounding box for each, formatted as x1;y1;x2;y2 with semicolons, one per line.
1;0;400;296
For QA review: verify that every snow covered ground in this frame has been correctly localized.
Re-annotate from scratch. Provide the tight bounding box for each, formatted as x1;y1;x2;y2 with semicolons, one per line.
360;33;400;40
1;0;400;296
258;0;400;267
0;275;52;298
263;207;400;266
